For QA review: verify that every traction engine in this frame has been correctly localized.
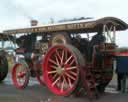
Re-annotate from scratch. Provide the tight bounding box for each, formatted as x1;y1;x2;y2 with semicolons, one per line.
4;17;128;100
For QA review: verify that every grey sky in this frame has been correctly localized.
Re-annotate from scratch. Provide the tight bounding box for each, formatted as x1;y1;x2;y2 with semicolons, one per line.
0;0;128;46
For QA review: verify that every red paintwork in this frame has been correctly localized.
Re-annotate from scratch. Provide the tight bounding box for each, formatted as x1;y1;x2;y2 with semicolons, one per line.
12;64;29;89
43;45;79;96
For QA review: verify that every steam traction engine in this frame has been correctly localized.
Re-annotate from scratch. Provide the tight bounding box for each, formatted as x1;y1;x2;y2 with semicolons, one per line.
0;34;14;82
4;17;128;100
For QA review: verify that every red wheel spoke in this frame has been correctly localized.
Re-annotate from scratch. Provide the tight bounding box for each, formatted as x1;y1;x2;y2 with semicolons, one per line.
67;78;72;88
69;71;77;76
55;55;60;66
61;50;64;65
48;70;57;74
50;65;58;69
63;75;67;85
61;78;65;92
62;75;68;90
65;72;76;81
69;59;75;66
66;66;77;71
52;76;61;86
49;58;58;66
64;55;73;64
53;73;58;79
56;50;61;61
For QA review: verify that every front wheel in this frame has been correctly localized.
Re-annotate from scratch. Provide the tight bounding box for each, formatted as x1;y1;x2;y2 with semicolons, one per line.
12;63;30;89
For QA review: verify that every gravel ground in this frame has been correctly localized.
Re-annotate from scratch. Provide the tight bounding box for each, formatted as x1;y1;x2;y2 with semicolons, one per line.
0;73;128;102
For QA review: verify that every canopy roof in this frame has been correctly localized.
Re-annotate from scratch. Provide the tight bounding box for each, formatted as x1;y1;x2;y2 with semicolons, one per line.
3;17;128;35
0;33;14;41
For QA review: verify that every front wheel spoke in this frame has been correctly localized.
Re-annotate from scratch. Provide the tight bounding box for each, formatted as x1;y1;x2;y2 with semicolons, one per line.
69;59;75;66
55;55;60;66
48;70;57;74
62;75;68;90
66;66;77;71
61;79;65;92
65;72;76;81
69;71;77;76
50;65;58;69
18;66;23;74
53;73;58;79
49;58;58;66
61;50;64;65
67;78;72;88
52;76;61;86
65;55;73;65
56;50;61;61
63;75;67;85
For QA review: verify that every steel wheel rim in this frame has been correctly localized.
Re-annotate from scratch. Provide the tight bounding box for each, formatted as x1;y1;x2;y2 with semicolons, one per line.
12;64;29;89
43;45;79;96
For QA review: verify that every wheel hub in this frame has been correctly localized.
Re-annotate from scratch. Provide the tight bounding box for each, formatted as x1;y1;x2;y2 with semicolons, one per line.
56;66;64;75
18;72;26;78
12;63;30;89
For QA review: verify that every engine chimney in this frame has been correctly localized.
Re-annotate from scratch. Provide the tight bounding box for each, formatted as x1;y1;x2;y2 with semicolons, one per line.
31;20;38;26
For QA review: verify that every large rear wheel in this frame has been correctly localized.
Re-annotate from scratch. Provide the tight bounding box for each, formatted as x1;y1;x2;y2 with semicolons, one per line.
43;45;80;96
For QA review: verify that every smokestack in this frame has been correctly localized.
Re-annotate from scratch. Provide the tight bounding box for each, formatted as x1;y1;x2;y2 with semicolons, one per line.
31;20;38;26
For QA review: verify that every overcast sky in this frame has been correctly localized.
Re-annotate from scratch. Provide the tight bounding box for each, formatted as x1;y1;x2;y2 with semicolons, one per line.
0;0;128;47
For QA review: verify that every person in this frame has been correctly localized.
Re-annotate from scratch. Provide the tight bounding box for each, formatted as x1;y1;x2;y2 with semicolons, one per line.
88;29;106;62
117;73;124;91
115;57;125;91
90;29;106;46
